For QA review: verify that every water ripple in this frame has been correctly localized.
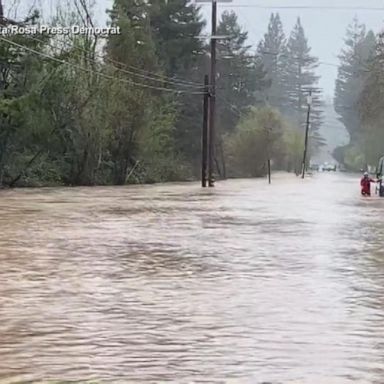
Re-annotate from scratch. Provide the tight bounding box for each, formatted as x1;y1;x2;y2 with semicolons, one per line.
0;173;384;383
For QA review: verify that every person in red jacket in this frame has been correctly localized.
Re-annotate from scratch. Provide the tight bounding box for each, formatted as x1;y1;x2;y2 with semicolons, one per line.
361;172;378;196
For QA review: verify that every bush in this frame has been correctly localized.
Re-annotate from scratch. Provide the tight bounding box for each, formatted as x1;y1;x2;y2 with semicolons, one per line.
224;107;284;177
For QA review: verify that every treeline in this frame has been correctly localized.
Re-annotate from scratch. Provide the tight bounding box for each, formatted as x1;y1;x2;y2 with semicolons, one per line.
334;17;384;171
0;0;323;187
221;13;324;177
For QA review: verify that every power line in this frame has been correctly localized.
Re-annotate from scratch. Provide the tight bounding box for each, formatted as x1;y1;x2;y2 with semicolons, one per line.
24;34;203;89
0;13;203;88
210;4;384;11
0;36;205;95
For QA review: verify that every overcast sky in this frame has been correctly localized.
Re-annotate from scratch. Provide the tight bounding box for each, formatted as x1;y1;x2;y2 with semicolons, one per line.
15;0;384;99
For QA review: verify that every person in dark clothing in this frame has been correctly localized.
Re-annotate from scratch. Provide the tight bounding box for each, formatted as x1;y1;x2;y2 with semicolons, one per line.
361;172;378;196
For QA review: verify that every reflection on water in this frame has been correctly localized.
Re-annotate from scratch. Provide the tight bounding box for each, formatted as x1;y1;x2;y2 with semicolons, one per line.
0;173;384;383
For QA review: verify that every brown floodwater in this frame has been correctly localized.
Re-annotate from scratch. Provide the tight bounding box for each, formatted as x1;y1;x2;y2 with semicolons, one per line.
0;172;384;383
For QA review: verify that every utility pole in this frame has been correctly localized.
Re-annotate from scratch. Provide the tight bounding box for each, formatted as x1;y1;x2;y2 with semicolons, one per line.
301;90;312;179
202;75;209;187
208;0;217;187
266;127;271;184
196;0;232;188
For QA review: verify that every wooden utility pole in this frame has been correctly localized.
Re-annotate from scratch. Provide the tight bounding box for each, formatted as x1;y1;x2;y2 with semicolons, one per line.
202;75;209;187
266;126;271;184
301;90;312;179
267;159;271;184
208;0;217;187
196;0;232;187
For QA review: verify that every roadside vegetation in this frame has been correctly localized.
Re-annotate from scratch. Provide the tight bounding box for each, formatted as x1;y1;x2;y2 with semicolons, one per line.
334;17;384;171
0;1;327;186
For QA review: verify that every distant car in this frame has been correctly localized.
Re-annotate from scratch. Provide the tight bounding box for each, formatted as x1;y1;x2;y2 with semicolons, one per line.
309;164;319;171
323;164;337;172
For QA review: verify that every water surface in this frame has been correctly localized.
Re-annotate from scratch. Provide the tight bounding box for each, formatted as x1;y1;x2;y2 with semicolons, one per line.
0;173;384;383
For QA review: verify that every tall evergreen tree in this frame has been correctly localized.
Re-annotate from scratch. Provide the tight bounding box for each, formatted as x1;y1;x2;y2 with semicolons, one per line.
216;11;268;134
105;0;166;184
357;32;384;166
107;0;158;70
334;18;376;144
283;18;324;149
215;11;268;176
257;13;287;110
147;0;206;174
148;0;205;78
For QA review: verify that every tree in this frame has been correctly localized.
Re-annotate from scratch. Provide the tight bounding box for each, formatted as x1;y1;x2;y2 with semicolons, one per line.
358;32;384;167
216;11;267;132
283;128;304;175
215;11;268;177
283;18;324;156
146;0;206;174
105;0;162;184
224;107;284;177
257;13;287;110
0;7;52;186
107;0;158;71
335;18;376;144
148;0;205;78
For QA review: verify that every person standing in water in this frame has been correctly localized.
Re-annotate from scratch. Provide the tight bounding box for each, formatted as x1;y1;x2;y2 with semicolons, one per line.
361;172;378;196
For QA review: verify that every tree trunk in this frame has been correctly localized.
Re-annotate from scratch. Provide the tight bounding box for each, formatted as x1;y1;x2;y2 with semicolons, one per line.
0;0;3;22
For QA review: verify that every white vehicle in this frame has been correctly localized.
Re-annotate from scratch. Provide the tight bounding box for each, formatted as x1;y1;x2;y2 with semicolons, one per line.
322;163;337;172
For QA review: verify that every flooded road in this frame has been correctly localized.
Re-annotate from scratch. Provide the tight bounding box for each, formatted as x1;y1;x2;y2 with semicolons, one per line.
1;172;384;383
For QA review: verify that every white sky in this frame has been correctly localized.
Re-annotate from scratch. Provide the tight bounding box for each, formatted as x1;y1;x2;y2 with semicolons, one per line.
14;0;384;98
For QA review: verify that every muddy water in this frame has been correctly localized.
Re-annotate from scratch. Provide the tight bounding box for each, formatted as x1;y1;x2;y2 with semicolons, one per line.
0;173;384;383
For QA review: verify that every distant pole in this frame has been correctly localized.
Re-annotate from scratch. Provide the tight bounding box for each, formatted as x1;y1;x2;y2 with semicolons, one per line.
202;75;209;187
267;159;271;184
301;90;312;179
266;129;271;184
208;0;217;188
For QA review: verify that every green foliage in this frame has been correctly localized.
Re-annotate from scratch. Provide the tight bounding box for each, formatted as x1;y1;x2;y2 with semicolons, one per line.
224;107;284;177
257;15;324;167
283;18;323;136
148;0;205;77
215;11;269;177
136;99;191;182
344;145;366;171
217;11;268;135
258;13;287;109
334;18;383;169
283;128;304;174
0;3;328;187
335;18;376;143
147;0;206;176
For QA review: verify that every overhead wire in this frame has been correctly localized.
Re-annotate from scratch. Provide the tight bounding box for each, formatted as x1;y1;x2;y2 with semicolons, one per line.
208;4;384;11
2;9;375;97
0;36;206;95
24;33;204;89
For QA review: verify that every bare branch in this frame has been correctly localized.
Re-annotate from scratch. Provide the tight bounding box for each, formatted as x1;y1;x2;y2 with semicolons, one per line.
73;0;87;27
79;0;94;29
